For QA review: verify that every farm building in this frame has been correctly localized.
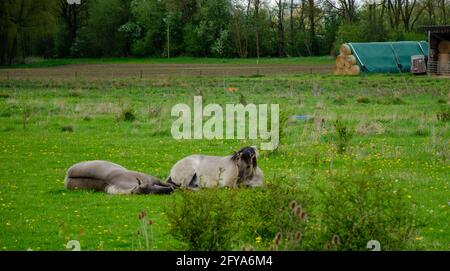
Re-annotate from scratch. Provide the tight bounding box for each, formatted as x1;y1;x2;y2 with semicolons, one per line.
423;25;450;76
335;41;429;75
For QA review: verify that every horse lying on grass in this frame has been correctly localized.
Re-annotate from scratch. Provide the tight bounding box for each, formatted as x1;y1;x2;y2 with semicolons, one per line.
64;160;174;195
166;146;264;190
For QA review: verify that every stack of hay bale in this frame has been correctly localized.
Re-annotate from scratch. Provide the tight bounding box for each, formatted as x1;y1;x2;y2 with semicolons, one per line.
438;41;450;75
334;43;361;75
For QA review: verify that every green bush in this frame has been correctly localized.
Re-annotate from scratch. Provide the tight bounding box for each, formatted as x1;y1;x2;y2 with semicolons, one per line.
119;107;136;122
334;118;354;154
167;189;237;251
166;184;311;251
333;95;346;105
61;125;74;133
436;107;450;122
316;170;424;250
232;184;311;250
356;96;370;104
166;171;423;251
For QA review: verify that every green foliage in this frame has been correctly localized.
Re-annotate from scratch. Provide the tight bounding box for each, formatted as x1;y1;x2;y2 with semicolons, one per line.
167;189;237;251
436;107;450;122
166;171;424;251
0;0;56;64
233;185;310;250
357;96;370;104
211;30;229;57
61;125;74;133
183;0;232;57
333;118;354;154
317;170;423;251
129;0;166;56
119;107;137;122
73;0;132;57
135;210;155;251
1;0;441;63
333;23;365;53
333;95;346;105
166;184;310;251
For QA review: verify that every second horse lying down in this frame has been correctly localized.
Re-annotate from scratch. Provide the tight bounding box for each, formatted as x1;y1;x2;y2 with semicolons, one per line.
65;160;174;195
64;146;264;195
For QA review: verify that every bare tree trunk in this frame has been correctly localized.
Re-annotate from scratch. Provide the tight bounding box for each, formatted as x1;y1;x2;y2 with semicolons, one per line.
289;0;295;56
308;0;316;56
254;0;260;63
325;0;357;22
276;0;285;57
231;5;244;57
428;0;434;22
442;0;448;24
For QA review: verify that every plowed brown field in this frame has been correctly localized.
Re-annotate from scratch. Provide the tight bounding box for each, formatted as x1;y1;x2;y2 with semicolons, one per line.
0;63;333;79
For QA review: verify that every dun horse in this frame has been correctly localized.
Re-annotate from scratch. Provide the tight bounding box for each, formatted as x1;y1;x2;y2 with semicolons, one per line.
64;160;173;195
166;146;264;189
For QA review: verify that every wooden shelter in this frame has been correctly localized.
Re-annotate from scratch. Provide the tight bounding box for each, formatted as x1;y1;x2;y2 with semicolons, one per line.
423;25;450;76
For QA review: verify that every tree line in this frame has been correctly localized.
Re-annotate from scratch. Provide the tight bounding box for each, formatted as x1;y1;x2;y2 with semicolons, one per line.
1;0;448;65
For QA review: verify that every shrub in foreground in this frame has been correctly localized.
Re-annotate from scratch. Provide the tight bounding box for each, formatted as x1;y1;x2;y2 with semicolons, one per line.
166;170;423;251
316;170;424;250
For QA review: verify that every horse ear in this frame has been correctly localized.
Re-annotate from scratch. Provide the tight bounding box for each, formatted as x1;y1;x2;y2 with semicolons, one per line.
231;151;241;162
251;146;259;158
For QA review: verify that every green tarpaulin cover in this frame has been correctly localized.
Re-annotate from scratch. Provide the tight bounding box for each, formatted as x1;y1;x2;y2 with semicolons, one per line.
348;41;428;73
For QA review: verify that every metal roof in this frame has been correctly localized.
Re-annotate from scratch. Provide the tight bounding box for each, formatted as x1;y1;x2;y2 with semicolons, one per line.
422;25;450;33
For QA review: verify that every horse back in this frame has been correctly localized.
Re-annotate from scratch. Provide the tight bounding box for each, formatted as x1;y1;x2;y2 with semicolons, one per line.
66;160;126;181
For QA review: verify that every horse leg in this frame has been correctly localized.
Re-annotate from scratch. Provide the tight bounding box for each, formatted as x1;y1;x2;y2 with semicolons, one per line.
105;184;132;195
187;173;199;189
65;177;108;192
150;184;174;194
165;177;180;188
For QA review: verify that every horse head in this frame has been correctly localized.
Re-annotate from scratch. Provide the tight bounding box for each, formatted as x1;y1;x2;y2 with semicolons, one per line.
231;146;258;182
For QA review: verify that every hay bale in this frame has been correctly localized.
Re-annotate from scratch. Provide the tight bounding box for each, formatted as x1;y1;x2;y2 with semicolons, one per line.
438;41;450;54
345;55;357;66
438;53;449;74
340;44;352;55
349;65;361;75
334;66;341;75
335;67;346;75
336;55;346;68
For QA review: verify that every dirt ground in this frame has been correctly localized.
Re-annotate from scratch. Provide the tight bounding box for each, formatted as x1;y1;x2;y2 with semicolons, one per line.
0;63;333;79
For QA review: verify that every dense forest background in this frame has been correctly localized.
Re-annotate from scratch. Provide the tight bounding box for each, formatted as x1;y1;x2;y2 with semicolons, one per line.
0;0;449;65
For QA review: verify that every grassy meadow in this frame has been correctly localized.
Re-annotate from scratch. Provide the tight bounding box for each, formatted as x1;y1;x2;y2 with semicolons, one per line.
1;56;334;69
0;72;448;251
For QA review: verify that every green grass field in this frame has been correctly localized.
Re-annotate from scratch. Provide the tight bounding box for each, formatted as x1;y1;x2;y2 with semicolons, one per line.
0;73;448;251
1;56;334;69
